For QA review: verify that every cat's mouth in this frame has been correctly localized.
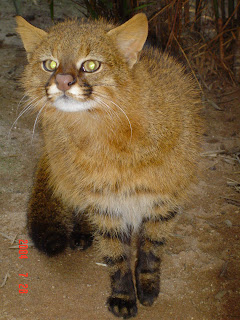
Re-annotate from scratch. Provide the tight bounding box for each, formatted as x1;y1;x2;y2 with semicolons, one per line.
53;94;95;112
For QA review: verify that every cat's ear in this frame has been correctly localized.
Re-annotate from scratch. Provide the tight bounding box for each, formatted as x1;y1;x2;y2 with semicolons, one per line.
16;16;47;59
107;13;148;68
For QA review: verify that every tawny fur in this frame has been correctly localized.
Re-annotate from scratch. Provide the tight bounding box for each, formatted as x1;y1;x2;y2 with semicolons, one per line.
17;18;200;225
16;14;202;318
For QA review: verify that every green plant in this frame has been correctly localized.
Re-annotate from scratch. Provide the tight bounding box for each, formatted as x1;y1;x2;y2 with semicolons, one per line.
13;0;22;15
72;0;155;22
48;0;54;20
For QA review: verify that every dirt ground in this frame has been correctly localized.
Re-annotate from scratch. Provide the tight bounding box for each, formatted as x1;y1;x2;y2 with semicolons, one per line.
0;1;240;320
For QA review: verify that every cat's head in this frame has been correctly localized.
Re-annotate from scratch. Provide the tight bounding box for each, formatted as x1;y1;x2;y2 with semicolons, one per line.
16;14;148;113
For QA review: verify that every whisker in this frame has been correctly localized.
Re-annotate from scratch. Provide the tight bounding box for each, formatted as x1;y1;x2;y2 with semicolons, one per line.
31;102;48;143
93;95;122;123
9;105;34;138
112;102;133;141
93;91;133;141
92;83;117;88
94;97;113;119
16;95;29;114
14;97;39;122
92;98;117;136
8;97;45;139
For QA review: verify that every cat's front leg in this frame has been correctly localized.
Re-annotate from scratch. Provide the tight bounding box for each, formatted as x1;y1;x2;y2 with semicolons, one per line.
93;214;137;319
135;209;178;306
69;214;93;250
27;156;72;256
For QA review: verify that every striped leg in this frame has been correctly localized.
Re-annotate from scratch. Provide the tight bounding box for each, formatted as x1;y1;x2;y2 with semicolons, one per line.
135;210;178;306
93;215;137;319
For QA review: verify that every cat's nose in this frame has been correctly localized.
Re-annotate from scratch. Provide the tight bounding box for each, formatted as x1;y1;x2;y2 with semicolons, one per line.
55;74;76;92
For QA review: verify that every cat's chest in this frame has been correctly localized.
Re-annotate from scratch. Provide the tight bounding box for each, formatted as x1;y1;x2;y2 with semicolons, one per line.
44;118;134;180
46;135;159;228
45;123;127;188
47;134;133;191
92;191;157;230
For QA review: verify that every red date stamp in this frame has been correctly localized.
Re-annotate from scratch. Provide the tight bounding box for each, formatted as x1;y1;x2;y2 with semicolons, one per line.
18;239;28;294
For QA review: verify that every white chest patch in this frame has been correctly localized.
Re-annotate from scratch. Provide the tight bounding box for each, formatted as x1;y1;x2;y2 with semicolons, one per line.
95;193;156;231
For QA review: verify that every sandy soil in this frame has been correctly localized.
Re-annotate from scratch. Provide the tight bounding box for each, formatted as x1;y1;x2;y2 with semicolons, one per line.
1;1;240;320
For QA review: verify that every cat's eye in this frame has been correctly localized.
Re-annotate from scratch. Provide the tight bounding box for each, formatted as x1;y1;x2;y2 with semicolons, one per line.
81;60;101;73
42;60;58;72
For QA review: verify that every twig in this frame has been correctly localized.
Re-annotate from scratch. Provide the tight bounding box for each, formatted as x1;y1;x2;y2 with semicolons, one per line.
0;232;14;241
0;272;10;288
235;154;240;165
218;97;239;104
96;262;107;267
166;0;182;51
205;98;223;110
173;34;203;92
222;1;240;32
227;178;240;185
9;242;34;249
219;261;229;277
194;27;237;53
218;18;224;61
227;179;240;192
11;233;18;245
223;197;240;207
149;0;177;23
220;89;240;96
201;150;225;157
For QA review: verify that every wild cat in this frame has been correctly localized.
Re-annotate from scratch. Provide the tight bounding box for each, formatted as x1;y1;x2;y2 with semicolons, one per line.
16;13;201;319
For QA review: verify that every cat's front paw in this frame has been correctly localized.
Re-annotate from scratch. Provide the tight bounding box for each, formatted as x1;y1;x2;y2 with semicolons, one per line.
136;278;159;306
69;231;93;250
29;222;68;256
107;297;137;319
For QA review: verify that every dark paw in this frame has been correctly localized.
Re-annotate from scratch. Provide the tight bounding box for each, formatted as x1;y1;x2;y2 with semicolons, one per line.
29;223;68;256
136;280;159;306
107;297;137;319
69;231;93;250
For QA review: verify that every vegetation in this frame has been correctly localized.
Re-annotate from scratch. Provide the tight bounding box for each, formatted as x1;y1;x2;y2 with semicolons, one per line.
69;0;240;84
13;0;240;83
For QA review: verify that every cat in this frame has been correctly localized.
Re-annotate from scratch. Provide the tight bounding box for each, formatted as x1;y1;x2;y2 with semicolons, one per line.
16;13;201;319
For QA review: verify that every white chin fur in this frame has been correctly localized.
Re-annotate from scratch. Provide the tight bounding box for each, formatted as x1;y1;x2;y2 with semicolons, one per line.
53;97;95;112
